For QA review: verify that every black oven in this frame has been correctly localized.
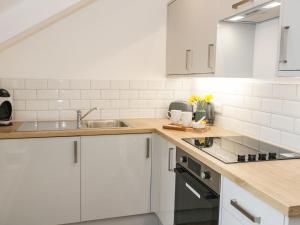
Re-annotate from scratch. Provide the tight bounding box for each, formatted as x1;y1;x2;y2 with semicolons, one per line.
174;148;220;225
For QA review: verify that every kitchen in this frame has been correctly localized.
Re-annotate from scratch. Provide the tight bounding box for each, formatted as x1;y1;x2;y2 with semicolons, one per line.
0;0;300;225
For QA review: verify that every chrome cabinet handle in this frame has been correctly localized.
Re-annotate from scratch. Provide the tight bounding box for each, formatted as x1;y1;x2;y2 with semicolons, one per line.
168;147;174;171
208;44;215;69
231;199;261;224
74;141;78;164
185;183;200;199
232;0;253;9
279;26;290;64
146;138;151;159
185;49;191;71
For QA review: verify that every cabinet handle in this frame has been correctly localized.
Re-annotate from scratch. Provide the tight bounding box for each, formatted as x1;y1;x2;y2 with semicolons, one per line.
74;141;78;164
146;138;151;159
279;26;290;64
208;44;214;69
230;199;261;224
168;147;174;171
185;49;191;71
232;0;253;9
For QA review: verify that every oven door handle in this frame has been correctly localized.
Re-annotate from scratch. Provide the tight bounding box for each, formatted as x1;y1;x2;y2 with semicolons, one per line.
185;182;201;199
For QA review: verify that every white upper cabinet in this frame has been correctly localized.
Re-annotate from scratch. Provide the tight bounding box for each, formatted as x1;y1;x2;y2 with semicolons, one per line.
0;137;81;225
219;0;272;20
151;134;176;225
278;0;300;74
81;134;152;222
166;0;220;76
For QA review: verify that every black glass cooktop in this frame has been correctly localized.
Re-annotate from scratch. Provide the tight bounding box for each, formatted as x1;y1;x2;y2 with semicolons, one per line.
183;136;300;164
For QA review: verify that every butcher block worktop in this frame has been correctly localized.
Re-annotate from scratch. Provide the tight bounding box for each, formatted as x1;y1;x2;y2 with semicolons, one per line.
1;118;300;217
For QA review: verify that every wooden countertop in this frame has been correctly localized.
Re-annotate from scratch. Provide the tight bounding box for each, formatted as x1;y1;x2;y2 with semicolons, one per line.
1;118;300;217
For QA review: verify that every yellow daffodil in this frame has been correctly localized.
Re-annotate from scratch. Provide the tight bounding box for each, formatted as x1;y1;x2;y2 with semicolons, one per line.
188;95;201;104
204;94;213;103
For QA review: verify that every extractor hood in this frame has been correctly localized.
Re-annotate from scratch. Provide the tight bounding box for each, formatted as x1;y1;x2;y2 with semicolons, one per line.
223;1;281;23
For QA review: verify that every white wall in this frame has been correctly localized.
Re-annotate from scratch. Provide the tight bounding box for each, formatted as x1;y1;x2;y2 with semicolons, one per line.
0;0;167;80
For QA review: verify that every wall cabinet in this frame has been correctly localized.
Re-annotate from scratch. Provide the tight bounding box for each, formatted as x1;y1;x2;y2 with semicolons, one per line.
151;134;176;225
278;0;300;74
81;134;152;221
166;0;219;75
0;137;81;225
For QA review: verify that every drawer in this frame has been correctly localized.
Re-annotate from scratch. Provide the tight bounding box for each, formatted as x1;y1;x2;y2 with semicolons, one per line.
221;177;284;225
221;207;244;225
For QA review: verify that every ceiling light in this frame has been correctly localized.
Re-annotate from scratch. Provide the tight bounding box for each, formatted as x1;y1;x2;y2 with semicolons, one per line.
227;15;245;22
262;2;281;9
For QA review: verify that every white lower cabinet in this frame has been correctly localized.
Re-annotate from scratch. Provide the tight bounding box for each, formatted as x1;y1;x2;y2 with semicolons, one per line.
81;134;152;221
0;137;81;225
151;134;176;225
220;177;284;225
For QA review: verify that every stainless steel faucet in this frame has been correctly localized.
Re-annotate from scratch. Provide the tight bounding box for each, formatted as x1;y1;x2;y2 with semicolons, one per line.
76;107;99;128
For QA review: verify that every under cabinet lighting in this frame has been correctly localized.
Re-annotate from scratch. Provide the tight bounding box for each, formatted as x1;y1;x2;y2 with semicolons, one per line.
227;15;245;22
262;2;281;9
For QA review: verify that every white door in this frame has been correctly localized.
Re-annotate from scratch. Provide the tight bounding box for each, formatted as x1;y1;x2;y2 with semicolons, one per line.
278;0;300;72
151;134;176;225
0;137;81;225
81;134;152;221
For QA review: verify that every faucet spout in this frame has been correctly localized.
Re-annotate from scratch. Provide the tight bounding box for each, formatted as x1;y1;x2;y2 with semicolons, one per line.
77;107;99;129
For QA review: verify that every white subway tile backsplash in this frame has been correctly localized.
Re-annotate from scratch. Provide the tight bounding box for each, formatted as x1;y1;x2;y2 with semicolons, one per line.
282;101;300;118
120;90;138;99
130;80;148;89
138;109;156;118
110;100;129;109
261;98;282;113
59;90;81;99
81;110;101;120
70;100;90;109
252;111;271;126
26;100;48;110
148;80;165;90
139;90;157;99
252;83;273;97
14;100;26;111
101;90;119;99
81;90;101;99
101;109;119;119
14;90;36;100
14;111;37;121
273;84;297;99
25;79;47;89
37;90;59;99
1;79;24;89
119;109;139;119
295;119;300;135
165;80;182;90
174;91;190;100
48;100;69;110
70;80;90;89
110;80;130;89
91;80;110;89
47;79;70;89
157;90;174;99
281;132;300;152
243;96;261;110
260;127;281;144
235;108;252;122
37;111;59;121
59;110;76;120
90;100;111;109
242;122;260;138
271;114;294;132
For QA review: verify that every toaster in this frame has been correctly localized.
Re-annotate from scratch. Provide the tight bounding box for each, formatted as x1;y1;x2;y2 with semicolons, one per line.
168;101;193;116
0;89;13;126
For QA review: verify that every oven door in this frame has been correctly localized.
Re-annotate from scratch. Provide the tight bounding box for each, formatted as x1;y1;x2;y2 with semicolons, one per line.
174;165;219;225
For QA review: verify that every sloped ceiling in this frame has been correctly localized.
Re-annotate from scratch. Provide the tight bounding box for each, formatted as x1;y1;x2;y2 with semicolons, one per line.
0;0;96;52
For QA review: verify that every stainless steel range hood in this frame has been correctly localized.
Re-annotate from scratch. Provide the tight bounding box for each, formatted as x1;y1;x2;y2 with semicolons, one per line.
223;1;281;23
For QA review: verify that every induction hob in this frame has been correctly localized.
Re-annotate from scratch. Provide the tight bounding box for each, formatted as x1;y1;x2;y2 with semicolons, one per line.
183;136;300;164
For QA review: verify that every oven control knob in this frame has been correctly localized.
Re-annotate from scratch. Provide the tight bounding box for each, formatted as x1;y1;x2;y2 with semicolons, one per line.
180;156;187;163
201;171;211;180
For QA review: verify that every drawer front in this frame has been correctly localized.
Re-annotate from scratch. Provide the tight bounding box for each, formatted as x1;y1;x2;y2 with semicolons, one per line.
222;177;284;225
221;207;244;225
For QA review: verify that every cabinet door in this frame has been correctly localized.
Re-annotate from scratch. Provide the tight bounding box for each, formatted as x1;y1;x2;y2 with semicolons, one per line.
278;0;300;72
151;134;176;225
0;137;81;225
220;208;244;225
166;0;219;75
81;134;152;221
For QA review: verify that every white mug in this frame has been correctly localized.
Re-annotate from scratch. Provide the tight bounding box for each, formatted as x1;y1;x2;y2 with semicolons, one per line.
181;111;193;127
168;110;182;124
